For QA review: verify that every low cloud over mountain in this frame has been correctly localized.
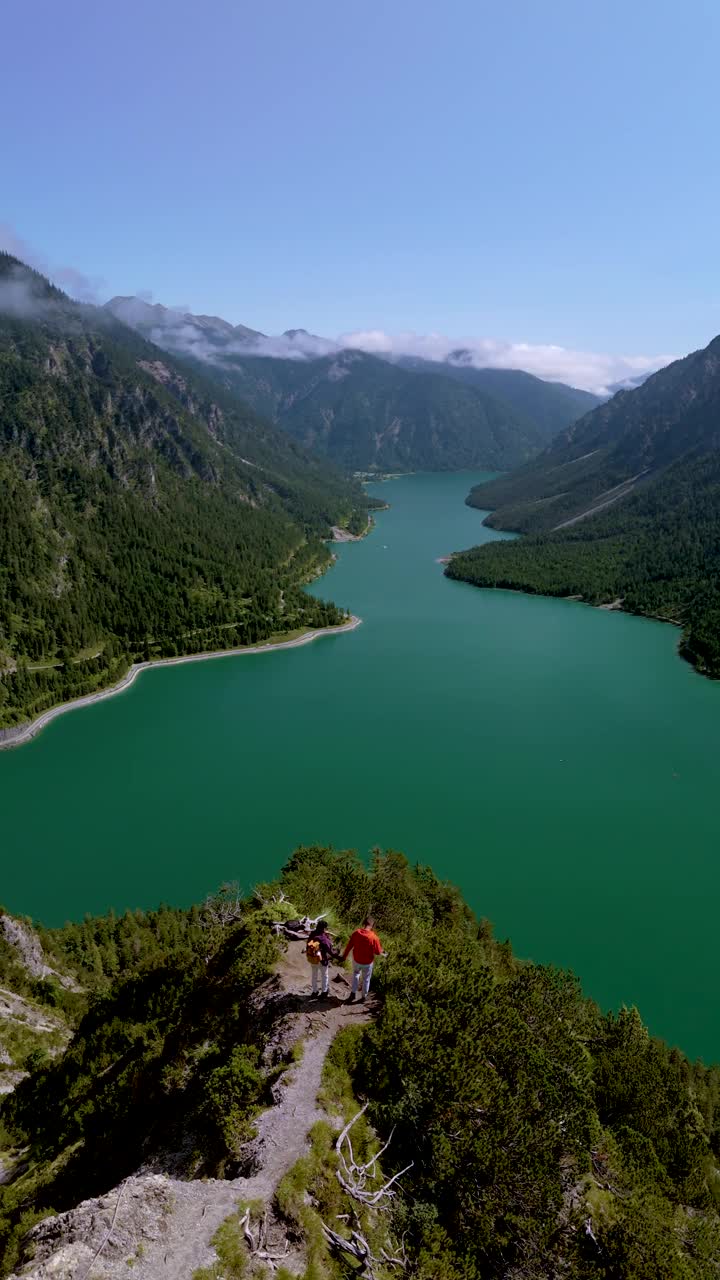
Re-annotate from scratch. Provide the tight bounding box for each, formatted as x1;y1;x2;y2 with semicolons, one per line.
3;223;673;395
0;223;105;305
106;295;673;395
337;330;674;396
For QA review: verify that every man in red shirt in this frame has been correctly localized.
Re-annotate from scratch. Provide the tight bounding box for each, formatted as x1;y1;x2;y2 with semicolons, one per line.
342;915;383;1003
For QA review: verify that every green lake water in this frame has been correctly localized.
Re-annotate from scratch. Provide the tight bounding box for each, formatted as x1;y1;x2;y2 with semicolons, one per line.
2;470;720;1061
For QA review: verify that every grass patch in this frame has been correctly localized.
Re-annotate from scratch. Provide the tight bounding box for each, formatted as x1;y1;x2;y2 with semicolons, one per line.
191;1200;271;1280
0;1016;67;1071
192;1209;250;1279
319;1027;365;1121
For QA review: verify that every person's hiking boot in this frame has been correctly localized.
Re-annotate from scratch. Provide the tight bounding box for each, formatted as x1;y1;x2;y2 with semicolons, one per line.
319;991;330;1001
346;992;356;1003
310;991;320;999
359;994;366;1003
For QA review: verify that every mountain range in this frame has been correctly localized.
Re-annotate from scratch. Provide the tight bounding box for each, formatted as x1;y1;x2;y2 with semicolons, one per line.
393;352;601;435
104;297;601;472
0;254;369;728
447;334;720;676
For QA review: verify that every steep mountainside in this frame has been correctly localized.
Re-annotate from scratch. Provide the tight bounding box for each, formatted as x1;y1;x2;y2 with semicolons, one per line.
0;915;79;1099
607;371;654;393
465;337;720;532
3;847;720;1279
0;255;369;728
396;353;602;437
212;348;547;471
105;298;561;471
447;336;720;676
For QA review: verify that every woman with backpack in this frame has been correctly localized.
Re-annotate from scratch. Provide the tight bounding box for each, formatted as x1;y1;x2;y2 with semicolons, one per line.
304;920;339;999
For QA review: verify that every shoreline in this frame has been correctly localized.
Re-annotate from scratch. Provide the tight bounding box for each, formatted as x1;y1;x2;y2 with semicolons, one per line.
445;549;694;666
330;509;381;543
0;615;362;752
446;564;680;626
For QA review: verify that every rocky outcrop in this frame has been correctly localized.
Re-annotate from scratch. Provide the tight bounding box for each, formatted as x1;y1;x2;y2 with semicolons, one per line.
0;985;70;1095
7;1175;175;1279
0;725;28;747
0;1069;28;1096
0;917;76;1095
0;987;66;1035
0;915;82;992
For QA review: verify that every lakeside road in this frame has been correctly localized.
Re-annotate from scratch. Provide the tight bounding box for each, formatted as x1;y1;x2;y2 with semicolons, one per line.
0;615;362;752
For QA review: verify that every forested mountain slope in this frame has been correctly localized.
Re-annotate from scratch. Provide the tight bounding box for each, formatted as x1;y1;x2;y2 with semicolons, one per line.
396;353;602;437
0;255;369;728
448;336;720;677
3;846;720;1279
219;348;547;472
466;335;720;532
105;298;563;472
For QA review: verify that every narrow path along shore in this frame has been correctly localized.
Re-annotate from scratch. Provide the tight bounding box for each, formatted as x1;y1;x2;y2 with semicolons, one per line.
0;615;362;752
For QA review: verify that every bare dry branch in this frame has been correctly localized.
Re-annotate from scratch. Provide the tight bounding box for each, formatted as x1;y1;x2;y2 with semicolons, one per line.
334;1105;413;1208
238;1206;255;1251
203;882;244;928
322;1222;376;1278
323;1220;408;1278
235;1207;291;1272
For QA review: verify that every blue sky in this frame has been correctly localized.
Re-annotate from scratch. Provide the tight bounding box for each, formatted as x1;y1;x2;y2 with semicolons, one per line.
3;0;719;389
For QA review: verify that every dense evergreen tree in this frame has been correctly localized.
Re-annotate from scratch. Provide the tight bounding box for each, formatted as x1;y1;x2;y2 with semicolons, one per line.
449;450;720;677
0;255;369;726
449;338;720;678
3;848;720;1276
104;298;573;472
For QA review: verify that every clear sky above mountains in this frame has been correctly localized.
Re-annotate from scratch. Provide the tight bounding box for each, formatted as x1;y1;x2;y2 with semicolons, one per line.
3;0;719;391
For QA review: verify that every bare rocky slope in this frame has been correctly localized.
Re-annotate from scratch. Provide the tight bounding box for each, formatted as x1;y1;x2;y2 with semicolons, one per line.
0;917;78;1098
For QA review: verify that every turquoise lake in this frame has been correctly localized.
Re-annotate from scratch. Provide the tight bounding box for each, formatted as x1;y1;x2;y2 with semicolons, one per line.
2;470;720;1061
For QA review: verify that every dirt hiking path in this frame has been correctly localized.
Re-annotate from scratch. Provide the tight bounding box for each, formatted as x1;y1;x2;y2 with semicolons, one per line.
10;942;374;1280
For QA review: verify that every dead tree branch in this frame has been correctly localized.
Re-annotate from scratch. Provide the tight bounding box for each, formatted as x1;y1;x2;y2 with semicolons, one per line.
202;882;244;929
335;1105;413;1207
322;1223;377;1279
237;1207;289;1272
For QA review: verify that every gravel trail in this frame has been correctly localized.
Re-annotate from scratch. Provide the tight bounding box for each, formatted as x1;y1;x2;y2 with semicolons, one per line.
9;943;374;1279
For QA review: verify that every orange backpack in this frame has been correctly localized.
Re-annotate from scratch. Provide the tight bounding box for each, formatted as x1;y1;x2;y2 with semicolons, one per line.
306;938;322;965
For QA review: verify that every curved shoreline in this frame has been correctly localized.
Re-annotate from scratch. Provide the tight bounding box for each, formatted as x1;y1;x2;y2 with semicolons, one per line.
0;615;362;752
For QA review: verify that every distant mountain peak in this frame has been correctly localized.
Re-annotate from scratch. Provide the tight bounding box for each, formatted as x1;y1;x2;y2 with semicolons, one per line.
607;371;653;394
446;347;475;367
282;327;338;353
104;296;265;356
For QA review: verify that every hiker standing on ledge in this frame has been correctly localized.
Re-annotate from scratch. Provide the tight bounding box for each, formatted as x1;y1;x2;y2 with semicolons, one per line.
305;919;338;1000
343;916;383;1003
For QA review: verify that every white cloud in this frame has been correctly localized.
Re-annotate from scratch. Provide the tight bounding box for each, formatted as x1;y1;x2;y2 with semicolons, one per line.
242;330;339;361
336;329;674;395
0;222;105;304
0;227;676;392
